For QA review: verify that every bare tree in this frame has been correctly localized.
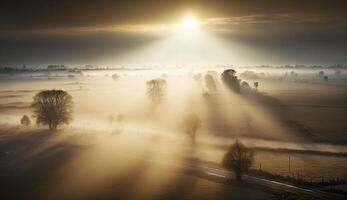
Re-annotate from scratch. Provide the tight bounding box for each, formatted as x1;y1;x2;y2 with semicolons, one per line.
253;82;259;91
20;115;31;126
222;140;254;181
183;113;201;144
221;69;241;93
146;78;167;108
31;90;73;131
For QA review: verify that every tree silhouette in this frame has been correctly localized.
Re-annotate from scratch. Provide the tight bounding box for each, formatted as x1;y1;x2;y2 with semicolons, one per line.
146;78;167;108
20;115;31;126
31;90;73;130
253;82;259;91
241;81;251;92
221;69;241;93
222;140;254;181
183;113;201;144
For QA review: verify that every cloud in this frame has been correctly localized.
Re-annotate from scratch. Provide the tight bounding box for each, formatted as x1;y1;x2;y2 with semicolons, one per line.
1;0;346;66
2;12;345;37
203;13;347;32
0;24;175;37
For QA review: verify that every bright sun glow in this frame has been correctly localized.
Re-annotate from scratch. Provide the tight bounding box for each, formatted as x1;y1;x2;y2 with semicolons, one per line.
182;16;197;29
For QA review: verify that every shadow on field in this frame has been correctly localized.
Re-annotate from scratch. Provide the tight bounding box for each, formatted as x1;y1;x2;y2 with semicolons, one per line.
202;93;231;136
153;148;200;200
249;92;317;141
0;129;81;200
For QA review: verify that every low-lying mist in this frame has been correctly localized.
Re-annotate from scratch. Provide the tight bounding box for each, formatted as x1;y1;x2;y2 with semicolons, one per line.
1;67;347;198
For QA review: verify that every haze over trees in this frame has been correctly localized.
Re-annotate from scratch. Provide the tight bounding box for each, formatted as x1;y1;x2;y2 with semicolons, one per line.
31;90;73;131
20;114;31;126
222;140;254;181
221;69;241;93
241;81;251;92
240;70;259;79
183;113;201;144
204;74;217;93
146;78;167;108
193;73;202;82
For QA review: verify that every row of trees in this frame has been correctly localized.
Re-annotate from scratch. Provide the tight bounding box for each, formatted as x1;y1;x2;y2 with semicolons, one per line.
194;69;259;95
144;73;254;181
24;70;252;133
22;75;253;181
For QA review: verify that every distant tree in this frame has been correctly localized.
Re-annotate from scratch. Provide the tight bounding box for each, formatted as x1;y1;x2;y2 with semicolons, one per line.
222;140;254;181
241;81;251;92
324;76;328;81
114;114;124;134
146;78;167;108
206;70;219;79
20;115;31;126
240;71;258;79
31;90;73;130
193;73;202;82
111;73;119;81
221;69;241;93
109;114;124;134
318;71;325;77
183;113;201;144
253;82;259;91
204;74;217;92
290;71;298;77
202;91;210;99
161;73;167;78
335;70;341;76
108;115;115;124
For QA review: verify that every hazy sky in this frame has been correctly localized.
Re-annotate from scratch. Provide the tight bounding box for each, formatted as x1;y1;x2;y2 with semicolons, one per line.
1;0;347;67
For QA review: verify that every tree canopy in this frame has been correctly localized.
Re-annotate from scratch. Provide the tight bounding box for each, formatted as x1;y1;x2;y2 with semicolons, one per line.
221;69;241;93
146;78;166;108
222;140;254;181
20;115;31;126
31;90;73;130
183;113;201;144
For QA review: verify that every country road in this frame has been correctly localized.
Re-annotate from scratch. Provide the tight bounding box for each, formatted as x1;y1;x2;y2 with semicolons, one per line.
176;161;347;200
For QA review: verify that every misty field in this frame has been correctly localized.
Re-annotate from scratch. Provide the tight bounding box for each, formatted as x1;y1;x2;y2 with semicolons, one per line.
0;70;347;181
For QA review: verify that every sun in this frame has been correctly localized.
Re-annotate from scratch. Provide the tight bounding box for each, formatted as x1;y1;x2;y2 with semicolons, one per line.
182;16;197;29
